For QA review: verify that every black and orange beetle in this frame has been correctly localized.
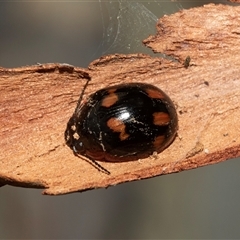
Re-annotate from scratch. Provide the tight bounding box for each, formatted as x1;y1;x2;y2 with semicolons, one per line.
65;82;178;174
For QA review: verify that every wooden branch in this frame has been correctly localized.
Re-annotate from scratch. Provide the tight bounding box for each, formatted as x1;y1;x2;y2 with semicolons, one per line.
1;4;240;195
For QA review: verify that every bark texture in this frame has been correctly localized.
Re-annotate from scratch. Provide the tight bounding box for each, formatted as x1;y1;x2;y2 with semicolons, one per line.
0;4;240;195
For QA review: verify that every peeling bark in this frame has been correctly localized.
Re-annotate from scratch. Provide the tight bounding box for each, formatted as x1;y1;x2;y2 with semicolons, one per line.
0;4;240;195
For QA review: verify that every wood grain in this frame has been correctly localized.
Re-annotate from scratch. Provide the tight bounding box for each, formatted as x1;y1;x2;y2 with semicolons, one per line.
0;4;240;195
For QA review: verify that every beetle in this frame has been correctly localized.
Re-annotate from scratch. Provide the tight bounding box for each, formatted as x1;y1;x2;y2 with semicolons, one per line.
65;82;178;174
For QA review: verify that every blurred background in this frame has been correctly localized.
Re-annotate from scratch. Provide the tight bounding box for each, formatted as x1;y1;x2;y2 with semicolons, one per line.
1;0;240;238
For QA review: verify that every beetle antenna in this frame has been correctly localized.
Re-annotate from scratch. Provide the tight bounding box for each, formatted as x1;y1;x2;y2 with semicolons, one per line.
74;152;111;175
74;77;91;115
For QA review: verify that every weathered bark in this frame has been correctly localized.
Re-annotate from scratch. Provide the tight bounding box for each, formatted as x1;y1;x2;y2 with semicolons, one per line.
0;4;239;195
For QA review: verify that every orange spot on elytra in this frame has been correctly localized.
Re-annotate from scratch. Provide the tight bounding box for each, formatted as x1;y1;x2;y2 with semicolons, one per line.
101;93;118;107
146;88;165;99
153;135;165;149
153;112;170;126
107;118;129;141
